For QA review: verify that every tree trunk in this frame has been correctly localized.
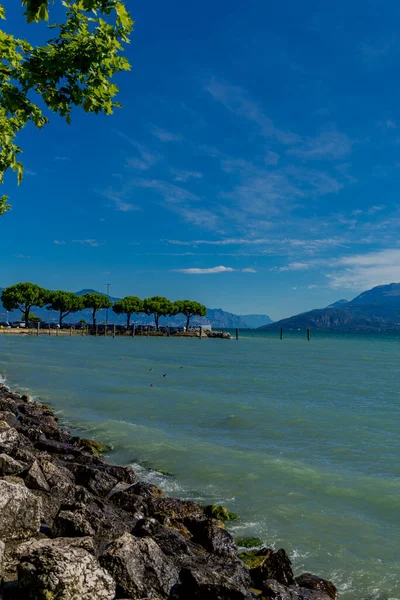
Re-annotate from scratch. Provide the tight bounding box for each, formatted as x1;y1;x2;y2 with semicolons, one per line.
155;313;159;331
59;311;63;327
92;308;96;327
127;313;131;329
186;315;190;331
23;305;31;326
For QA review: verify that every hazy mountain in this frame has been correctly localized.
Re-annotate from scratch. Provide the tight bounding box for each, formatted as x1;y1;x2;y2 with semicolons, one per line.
239;314;273;328
259;283;400;332
326;299;349;308
0;287;271;329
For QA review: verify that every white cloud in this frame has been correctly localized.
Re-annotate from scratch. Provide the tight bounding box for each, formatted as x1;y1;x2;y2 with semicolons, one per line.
292;286;297;290
54;240;66;245
152;127;182;142
170;169;203;182
242;268;256;273
327;248;400;289
205;78;300;145
72;239;101;247
25;169;37;176
278;262;310;271
288;130;352;161
173;265;235;275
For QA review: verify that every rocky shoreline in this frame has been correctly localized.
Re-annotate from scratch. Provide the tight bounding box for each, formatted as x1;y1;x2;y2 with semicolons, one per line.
0;382;338;599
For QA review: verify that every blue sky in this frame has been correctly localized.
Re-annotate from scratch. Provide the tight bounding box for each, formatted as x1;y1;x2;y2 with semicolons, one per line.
2;0;400;320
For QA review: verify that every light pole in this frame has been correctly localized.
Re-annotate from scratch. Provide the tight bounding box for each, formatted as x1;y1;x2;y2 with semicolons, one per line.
105;283;111;325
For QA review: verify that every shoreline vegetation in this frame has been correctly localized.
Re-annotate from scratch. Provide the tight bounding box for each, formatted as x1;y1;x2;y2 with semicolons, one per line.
0;327;232;339
0;381;338;599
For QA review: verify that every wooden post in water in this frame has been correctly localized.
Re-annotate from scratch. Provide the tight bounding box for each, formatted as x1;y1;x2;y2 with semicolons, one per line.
280;328;283;340
199;326;202;339
132;324;135;337
69;326;72;337
113;324;116;338
307;328;310;341
147;326;149;338
95;325;98;337
48;324;51;336
37;323;39;336
236;328;239;340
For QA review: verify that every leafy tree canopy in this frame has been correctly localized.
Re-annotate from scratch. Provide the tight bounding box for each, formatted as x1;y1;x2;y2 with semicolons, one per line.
81;292;112;325
175;300;207;329
143;296;178;330
1;282;49;323
47;290;83;325
113;296;143;327
0;0;133;214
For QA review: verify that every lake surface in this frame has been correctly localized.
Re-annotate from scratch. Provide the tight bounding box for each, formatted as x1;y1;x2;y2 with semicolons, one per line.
0;331;399;599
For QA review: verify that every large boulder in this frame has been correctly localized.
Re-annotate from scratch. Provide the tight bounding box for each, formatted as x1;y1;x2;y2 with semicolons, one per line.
52;508;97;538
0;422;19;453
262;579;334;599
22;460;51;492
0;539;5;580
170;561;253;600
67;463;118;497
295;573;338;600
186;519;237;557
239;548;295;588
132;518;196;559
0;481;41;541
18;537;116;600
0;453;26;476
100;532;179;599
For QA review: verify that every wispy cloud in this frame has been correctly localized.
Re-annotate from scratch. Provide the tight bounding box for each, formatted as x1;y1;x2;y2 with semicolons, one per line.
164;237;346;252
25;169;36;176
173;265;235;274
54;156;69;161
170;169;203;182
54;240;66;245
205;77;300;145
12;254;30;259
288;130;352;161
378;119;396;130
278;262;311;271
114;130;161;171
152;127;183;142
242;267;256;273
101;188;140;212
72;239;101;247
327;248;400;289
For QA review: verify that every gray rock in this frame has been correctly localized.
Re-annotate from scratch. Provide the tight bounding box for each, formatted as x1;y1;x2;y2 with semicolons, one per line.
0;410;19;428
0;481;41;541
0;453;26;476
0;423;19;453
262;579;334;599
250;548;295;589
22;460;50;492
0;539;5;579
295;573;338;600
170;561;252;600
187;519;237;557
100;532;179;599
52;509;96;538
38;457;74;489
18;537;115;600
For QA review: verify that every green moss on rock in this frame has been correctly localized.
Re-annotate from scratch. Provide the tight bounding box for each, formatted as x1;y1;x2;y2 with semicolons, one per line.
235;536;263;549
204;504;239;522
79;438;112;457
238;548;271;569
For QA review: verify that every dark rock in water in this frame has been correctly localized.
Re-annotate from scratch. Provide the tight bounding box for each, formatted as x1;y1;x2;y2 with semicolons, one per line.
110;488;146;515
17;537;116;599
78;437;112;457
295;573;338;600
170;561;253;600
99;532;179;599
204;504;239;522
240;548;295;588
128;481;164;498
22;460;51;492
186;519;237;557
235;537;263;549
52;508;97;538
261;579;334;599
100;463;136;485
67;463;118;497
0;453;26;476
0;480;41;541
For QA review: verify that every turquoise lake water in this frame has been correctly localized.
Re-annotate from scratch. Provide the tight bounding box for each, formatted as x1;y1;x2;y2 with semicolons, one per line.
0;331;399;599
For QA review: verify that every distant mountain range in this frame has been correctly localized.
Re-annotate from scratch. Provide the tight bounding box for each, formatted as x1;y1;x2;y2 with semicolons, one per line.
260;283;400;332
0;288;272;329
